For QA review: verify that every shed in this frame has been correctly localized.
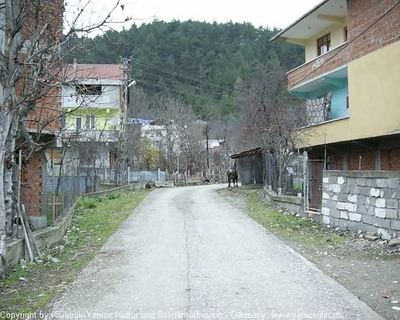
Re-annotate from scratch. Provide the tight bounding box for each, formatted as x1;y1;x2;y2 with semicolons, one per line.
230;148;264;185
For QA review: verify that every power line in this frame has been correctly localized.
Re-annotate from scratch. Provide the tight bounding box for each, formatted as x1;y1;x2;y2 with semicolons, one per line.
133;68;246;98
136;79;240;108
67;54;244;97
132;58;245;96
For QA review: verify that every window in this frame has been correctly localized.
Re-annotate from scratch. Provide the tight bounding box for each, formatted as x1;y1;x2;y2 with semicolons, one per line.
344;27;348;41
76;116;82;130
110;150;118;168
75;84;102;95
86;115;96;130
317;33;331;56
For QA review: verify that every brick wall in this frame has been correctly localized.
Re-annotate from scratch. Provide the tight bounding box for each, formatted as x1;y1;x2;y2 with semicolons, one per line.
21;152;43;218
381;149;400;171
20;0;64;133
287;44;349;89
288;0;400;90
348;0;400;61
327;155;343;170
21;0;64;40
321;170;400;234
25;88;62;133
348;151;375;170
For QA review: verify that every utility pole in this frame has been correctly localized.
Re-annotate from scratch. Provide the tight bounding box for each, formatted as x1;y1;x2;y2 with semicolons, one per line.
119;56;132;185
206;124;210;171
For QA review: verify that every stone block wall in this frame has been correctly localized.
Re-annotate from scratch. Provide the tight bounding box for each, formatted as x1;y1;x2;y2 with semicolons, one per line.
321;170;400;233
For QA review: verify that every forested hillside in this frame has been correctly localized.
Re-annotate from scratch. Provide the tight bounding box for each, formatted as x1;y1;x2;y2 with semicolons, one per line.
68;20;304;119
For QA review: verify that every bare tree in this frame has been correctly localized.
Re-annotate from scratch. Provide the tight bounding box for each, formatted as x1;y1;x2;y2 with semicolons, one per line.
235;64;306;192
0;0;130;275
154;96;206;175
207;118;238;176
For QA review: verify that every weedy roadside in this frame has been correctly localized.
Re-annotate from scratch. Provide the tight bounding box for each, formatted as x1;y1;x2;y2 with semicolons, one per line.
218;187;350;250
0;190;149;315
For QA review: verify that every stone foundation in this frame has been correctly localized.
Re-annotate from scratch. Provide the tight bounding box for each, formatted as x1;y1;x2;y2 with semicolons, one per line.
321;170;400;234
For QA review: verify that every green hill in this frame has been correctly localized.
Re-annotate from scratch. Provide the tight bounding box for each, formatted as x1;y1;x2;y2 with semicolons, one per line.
68;20;304;119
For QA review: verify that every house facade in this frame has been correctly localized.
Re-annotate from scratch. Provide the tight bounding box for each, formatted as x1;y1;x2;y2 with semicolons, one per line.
17;0;64;230
271;0;400;211
61;63;125;186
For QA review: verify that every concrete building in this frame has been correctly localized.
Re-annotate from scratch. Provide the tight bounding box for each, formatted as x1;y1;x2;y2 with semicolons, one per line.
271;0;400;211
61;64;125;178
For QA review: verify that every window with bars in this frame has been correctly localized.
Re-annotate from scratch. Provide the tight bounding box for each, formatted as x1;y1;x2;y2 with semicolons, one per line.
76;84;102;95
317;33;331;56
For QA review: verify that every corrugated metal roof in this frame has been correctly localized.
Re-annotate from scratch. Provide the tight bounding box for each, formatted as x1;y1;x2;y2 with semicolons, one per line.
230;147;262;159
64;64;124;81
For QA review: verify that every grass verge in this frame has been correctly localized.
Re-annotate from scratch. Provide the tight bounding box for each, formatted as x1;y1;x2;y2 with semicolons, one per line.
218;187;349;251
0;189;149;315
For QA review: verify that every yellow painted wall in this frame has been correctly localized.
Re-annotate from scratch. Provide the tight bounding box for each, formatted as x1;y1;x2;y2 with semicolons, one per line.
305;22;347;62
297;40;400;148
64;108;120;131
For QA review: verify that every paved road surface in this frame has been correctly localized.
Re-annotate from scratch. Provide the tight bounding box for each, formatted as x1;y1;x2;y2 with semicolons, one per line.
50;185;382;319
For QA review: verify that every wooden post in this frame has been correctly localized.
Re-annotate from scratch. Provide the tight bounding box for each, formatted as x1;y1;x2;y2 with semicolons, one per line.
19;205;33;262
21;205;41;260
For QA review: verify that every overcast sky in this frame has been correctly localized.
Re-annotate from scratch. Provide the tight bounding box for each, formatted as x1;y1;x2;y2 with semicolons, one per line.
65;0;322;34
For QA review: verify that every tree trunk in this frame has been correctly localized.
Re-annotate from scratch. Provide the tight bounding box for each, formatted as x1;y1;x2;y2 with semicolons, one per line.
0;149;7;277
4;116;18;235
0;102;17;277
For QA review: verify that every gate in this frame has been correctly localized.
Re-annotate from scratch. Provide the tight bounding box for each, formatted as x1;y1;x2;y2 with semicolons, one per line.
304;156;325;213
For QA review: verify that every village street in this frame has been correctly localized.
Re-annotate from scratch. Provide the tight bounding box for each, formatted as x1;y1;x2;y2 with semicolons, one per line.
49;186;382;319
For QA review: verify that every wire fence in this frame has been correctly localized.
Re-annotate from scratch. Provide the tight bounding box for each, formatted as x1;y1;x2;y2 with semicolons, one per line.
264;152;305;196
41;167;166;226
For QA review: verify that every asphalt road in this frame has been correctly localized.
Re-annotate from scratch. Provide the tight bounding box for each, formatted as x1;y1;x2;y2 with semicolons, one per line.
49;185;383;319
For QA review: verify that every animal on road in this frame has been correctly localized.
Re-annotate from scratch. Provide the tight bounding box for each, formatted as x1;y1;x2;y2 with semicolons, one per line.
227;164;238;188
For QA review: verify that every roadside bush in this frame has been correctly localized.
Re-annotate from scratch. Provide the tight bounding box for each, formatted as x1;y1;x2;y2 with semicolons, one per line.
77;197;97;209
107;192;121;200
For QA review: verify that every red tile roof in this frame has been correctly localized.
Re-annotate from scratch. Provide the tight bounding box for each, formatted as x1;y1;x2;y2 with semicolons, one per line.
64;64;124;81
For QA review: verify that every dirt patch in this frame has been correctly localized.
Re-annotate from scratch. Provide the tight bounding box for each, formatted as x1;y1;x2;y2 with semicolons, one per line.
218;187;400;320
290;234;400;320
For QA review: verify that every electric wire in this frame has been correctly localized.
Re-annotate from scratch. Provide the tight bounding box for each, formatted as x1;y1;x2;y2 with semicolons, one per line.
288;1;400;90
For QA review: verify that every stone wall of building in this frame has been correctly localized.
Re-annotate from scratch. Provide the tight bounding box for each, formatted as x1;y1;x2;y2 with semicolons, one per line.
321;170;400;234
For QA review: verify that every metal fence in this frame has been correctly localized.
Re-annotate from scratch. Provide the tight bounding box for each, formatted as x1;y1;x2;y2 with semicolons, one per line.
97;168;166;184
43;167;167;227
44;168;81;227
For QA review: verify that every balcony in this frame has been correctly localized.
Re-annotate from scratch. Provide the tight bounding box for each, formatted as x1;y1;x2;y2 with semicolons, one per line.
306;90;349;127
63;130;119;143
287;42;349;91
